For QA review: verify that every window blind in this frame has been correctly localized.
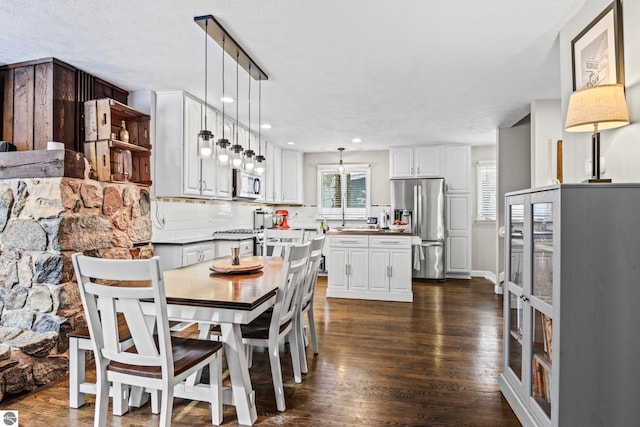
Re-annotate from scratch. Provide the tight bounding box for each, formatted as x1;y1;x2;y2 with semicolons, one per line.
317;164;370;220
477;161;496;221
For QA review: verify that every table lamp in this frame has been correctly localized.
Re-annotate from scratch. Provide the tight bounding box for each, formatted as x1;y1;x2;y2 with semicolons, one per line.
565;83;629;183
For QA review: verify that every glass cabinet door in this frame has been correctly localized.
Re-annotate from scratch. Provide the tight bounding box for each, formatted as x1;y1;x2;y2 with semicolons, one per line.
529;197;555;423
505;201;526;383
532;202;553;305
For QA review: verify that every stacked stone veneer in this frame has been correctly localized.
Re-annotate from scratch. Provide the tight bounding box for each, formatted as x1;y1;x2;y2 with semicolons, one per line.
0;177;153;401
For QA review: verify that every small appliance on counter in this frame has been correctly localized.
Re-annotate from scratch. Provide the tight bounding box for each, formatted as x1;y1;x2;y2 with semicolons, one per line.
274;209;289;229
378;211;390;229
253;209;274;230
366;217;378;229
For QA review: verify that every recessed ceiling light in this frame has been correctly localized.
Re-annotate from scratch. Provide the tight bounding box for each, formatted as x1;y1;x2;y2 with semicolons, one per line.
221;97;234;103
352;138;362;143
261;123;272;129
287;141;296;145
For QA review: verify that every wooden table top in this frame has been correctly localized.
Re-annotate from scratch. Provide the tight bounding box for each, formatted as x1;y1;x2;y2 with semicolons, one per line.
162;256;283;310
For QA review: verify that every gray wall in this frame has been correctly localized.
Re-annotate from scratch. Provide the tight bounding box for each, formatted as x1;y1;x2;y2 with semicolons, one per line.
497;115;531;281
303;150;390;206
471;145;497;275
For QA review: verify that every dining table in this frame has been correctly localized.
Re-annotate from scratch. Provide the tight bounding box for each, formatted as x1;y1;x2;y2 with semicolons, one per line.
161;255;283;426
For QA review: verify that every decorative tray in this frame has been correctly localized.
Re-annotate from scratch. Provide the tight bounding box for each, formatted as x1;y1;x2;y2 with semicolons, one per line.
209;258;265;274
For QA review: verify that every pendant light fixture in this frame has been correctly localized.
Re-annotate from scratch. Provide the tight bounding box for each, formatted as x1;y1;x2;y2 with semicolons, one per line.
337;147;345;174
244;63;256;172
254;78;266;175
231;50;244;168
197;19;213;158
216;37;230;164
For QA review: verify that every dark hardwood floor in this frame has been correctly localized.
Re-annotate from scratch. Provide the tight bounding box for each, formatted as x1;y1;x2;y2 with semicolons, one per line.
2;277;521;426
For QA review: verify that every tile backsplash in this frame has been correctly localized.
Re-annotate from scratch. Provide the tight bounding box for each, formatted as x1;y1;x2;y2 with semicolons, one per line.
151;199;391;243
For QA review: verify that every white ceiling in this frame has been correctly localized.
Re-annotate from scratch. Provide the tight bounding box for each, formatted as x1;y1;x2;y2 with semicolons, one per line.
0;0;585;153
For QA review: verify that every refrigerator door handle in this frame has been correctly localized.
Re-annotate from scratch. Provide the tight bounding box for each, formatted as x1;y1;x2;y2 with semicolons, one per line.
421;241;443;247
413;185;418;234
417;184;422;236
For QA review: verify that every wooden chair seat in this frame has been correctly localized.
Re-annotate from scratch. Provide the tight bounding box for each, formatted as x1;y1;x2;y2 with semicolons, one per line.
72;254;224;427
240;316;292;339
109;336;222;379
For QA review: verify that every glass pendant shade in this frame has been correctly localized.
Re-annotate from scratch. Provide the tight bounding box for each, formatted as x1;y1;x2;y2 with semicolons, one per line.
198;130;213;158
337;147;345;174
255;154;265;175
217;138;230;164
231;144;244;167
244;149;255;171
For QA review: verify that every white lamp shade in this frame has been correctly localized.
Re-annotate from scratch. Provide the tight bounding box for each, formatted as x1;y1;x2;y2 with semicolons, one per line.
565;84;629;132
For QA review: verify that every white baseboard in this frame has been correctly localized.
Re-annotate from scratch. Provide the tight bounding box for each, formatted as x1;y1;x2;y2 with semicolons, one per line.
471;270;497;284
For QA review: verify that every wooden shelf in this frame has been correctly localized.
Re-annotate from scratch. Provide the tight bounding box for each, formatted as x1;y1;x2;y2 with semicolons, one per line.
83;98;152;184
110;139;150;153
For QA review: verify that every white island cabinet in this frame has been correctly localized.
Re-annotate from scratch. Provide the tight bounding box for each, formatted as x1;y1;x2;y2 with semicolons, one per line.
500;184;640;427
326;232;412;302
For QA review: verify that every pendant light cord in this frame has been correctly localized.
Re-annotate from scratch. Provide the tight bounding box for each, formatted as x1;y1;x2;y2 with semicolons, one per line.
203;20;208;129
258;78;262;156
221;37;225;139
236;50;239;145
248;64;251;150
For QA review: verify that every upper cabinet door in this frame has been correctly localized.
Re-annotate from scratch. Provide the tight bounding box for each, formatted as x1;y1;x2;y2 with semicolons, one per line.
281;149;303;204
389;148;414;178
414;146;442;177
183;95;203;196
443;145;470;193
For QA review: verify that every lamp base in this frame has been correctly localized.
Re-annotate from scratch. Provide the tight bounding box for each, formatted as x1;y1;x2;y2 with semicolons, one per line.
583;178;612;183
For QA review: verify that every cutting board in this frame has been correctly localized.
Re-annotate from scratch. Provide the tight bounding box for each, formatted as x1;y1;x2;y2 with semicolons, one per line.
209;258;265;274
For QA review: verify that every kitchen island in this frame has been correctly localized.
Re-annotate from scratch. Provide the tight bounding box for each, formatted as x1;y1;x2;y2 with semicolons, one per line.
326;229;415;302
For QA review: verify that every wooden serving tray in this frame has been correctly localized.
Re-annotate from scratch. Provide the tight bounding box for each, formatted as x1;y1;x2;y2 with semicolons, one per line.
210;258;265;274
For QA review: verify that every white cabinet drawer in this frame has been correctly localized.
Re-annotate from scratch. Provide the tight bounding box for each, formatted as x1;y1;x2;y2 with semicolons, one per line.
328;235;368;247
369;235;411;248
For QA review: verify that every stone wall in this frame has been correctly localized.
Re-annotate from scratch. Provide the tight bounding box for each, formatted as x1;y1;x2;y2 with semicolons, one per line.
0;177;152;401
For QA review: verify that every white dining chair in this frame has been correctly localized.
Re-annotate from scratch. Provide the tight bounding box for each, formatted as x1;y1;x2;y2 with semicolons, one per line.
295;235;325;373
72;253;224;427
263;228;305;257
241;241;310;411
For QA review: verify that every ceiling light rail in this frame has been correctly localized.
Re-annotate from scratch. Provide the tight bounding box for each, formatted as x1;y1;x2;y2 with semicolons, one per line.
194;15;268;81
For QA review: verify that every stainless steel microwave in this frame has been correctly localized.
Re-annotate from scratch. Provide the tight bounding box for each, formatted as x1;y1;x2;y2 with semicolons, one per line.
233;169;261;199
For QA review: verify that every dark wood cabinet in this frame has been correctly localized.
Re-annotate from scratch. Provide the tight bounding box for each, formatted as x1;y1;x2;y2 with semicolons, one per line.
0;57;128;153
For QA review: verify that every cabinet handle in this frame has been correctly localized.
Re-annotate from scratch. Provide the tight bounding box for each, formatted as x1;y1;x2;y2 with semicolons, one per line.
520;295;529;302
345;265;349;276
379;241;401;245
389;266;393;277
339;240;360;244
102;113;107;126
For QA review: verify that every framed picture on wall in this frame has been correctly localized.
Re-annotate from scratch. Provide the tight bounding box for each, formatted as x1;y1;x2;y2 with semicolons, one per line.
571;0;624;90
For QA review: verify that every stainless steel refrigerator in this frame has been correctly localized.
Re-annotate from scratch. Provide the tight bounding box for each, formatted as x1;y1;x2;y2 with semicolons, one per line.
391;177;445;280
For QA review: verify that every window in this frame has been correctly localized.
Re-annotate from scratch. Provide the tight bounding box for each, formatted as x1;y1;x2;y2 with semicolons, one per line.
476;161;496;221
317;164;370;220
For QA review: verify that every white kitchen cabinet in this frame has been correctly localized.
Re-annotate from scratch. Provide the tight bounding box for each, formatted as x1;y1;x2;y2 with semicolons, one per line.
264;141;282;203
446;194;471;278
153;240;216;272
207;107;233;198
442;145;470;193
215;239;254;259
389;147;413;177
369;236;412;295
326;235;368;293
390;146;442;178
327;233;412;302
500;184;640;427
281;149;303;204
155;91;220;198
